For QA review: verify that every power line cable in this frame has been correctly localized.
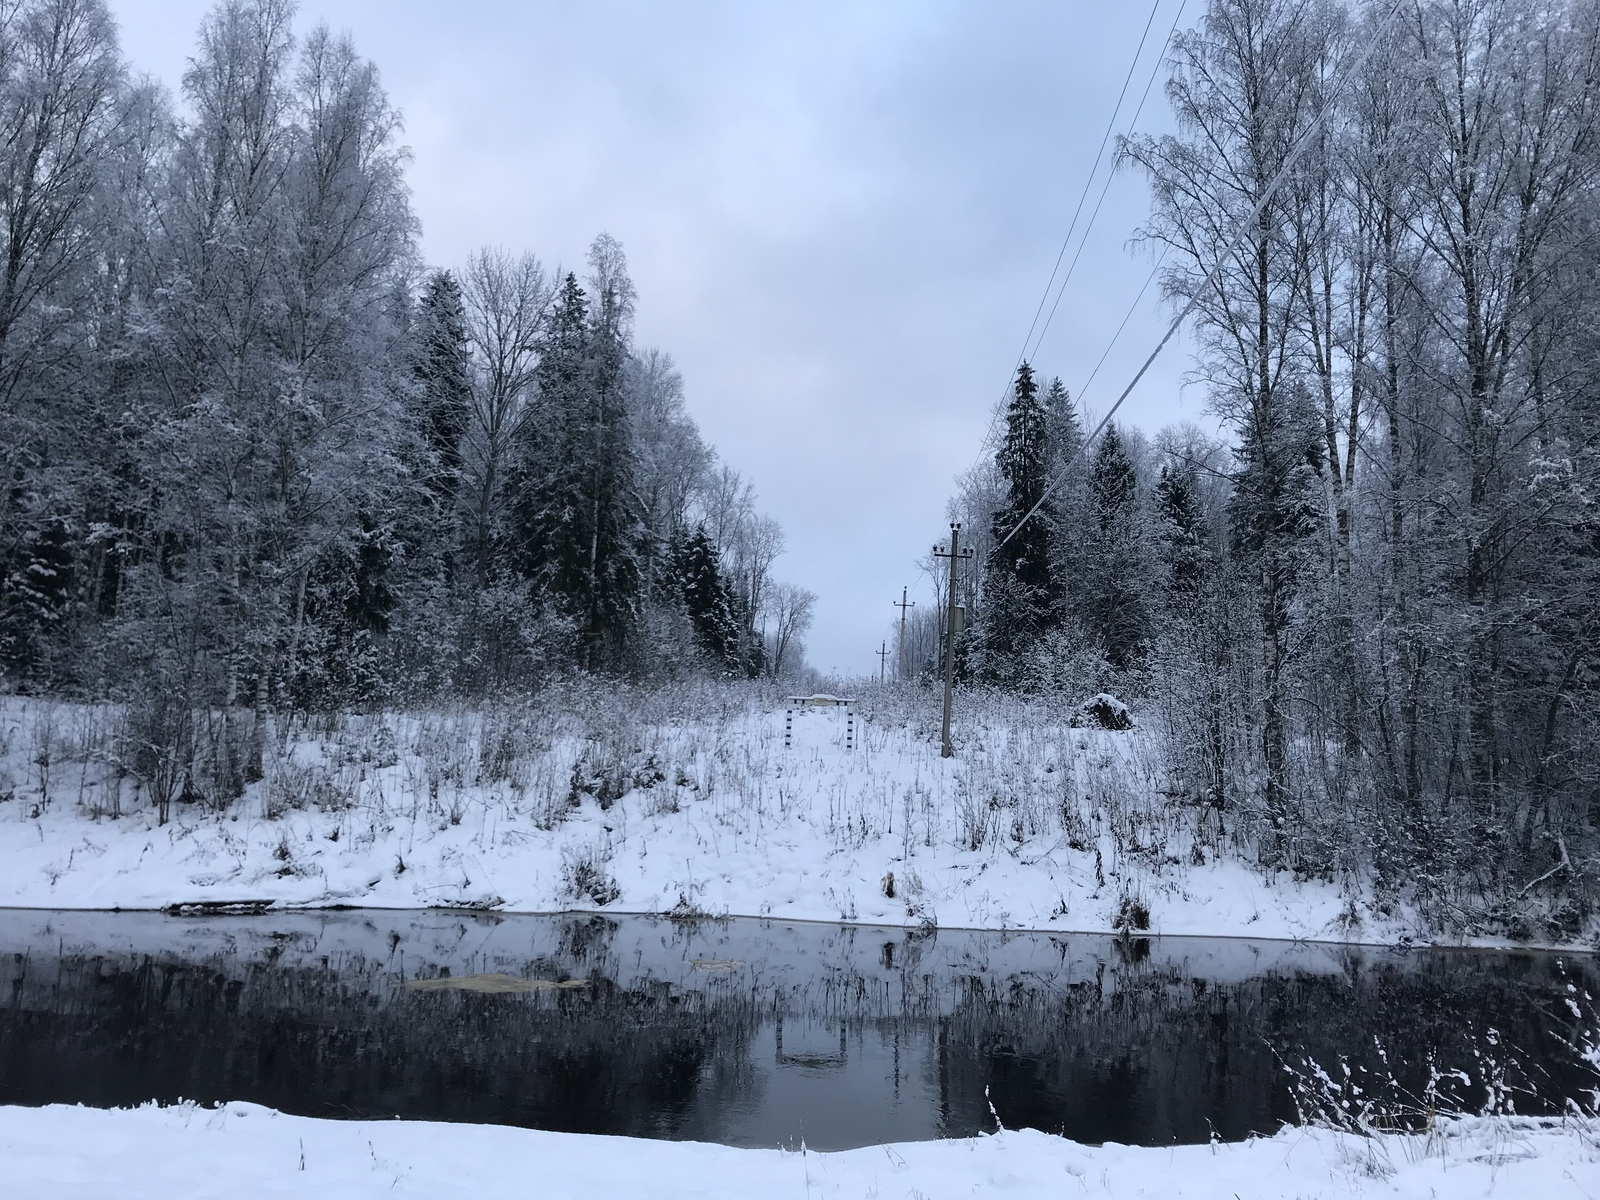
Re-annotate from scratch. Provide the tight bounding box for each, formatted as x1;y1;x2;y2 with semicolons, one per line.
992;0;1408;554
1024;0;1187;366
1075;247;1166;405
974;0;1165;460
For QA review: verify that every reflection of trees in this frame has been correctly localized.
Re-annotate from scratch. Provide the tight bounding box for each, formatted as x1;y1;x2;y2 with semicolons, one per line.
925;952;1597;1142
0;949;766;1138
0;919;1593;1148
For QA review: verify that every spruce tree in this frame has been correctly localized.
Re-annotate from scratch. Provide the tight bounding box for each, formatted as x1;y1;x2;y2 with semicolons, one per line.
1041;375;1090;630
414;271;472;501
510;273;590;604
977;363;1058;684
1225;397;1322;861
1042;376;1084;477
1154;464;1210;599
665;524;740;668
1084;425;1150;669
578;238;645;665
0;520;74;680
509;248;643;670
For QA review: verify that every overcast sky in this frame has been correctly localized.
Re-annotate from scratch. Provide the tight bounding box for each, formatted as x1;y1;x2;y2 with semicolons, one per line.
108;0;1215;676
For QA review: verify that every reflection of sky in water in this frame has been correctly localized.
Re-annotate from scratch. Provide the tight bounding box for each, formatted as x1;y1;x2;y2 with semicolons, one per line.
0;911;1593;1150
695;1019;942;1151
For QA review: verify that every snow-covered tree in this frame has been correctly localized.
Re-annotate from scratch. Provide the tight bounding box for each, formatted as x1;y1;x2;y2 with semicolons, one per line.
510;238;644;670
1081;425;1151;670
414;271;473;505
975;363;1059;684
663;524;740;669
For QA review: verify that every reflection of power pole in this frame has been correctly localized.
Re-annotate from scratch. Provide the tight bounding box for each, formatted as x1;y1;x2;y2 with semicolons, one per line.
893;587;915;681
877;641;890;682
932;524;973;758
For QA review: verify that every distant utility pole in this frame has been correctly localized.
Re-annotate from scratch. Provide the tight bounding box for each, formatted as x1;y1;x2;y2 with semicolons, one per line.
893;586;915;681
877;641;890;683
932;524;973;758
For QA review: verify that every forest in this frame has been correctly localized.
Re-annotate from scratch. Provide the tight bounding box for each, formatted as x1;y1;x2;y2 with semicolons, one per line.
942;0;1600;934
0;2;814;773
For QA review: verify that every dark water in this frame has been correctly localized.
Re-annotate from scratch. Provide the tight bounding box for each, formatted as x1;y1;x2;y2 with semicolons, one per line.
0;909;1594;1150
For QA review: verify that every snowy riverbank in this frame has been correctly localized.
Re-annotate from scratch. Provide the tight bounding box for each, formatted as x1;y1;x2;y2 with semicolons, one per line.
5;1101;1598;1200
0;690;1588;947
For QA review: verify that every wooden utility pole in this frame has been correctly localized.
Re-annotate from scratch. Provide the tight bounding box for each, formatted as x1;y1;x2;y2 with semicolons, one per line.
893;586;915;681
877;641;890;682
932;524;973;758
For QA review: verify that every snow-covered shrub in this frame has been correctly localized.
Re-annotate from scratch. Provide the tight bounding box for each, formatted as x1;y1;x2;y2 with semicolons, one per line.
1112;889;1150;932
1145;632;1254;849
476;706;545;787
1072;693;1133;731
567;741;666;812
953;777;997;852
29;701;58;811
117;687;192;826
562;841;620;906
360;720;400;769
1025;626;1113;703
266;758;359;817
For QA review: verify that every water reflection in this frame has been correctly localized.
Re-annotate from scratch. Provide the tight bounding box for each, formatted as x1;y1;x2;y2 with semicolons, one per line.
0;910;1592;1150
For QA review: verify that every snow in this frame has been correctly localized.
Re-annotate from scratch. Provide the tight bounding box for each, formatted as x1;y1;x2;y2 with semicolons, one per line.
0;692;1582;948
4;1101;1596;1199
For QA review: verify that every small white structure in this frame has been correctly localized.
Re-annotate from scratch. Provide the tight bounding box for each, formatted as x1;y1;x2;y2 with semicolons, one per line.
785;695;858;751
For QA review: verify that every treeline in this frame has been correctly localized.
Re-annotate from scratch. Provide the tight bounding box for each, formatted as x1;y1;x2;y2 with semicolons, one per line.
950;0;1599;934
0;0;815;731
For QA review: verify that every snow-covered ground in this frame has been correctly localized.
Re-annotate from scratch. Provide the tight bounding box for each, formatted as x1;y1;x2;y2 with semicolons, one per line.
0;689;1580;947
5;1101;1597;1199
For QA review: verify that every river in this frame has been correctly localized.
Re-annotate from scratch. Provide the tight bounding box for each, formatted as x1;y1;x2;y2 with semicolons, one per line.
1;909;1593;1150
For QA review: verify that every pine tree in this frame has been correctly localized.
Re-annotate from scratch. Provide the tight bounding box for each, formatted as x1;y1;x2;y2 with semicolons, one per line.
977;363;1058;684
